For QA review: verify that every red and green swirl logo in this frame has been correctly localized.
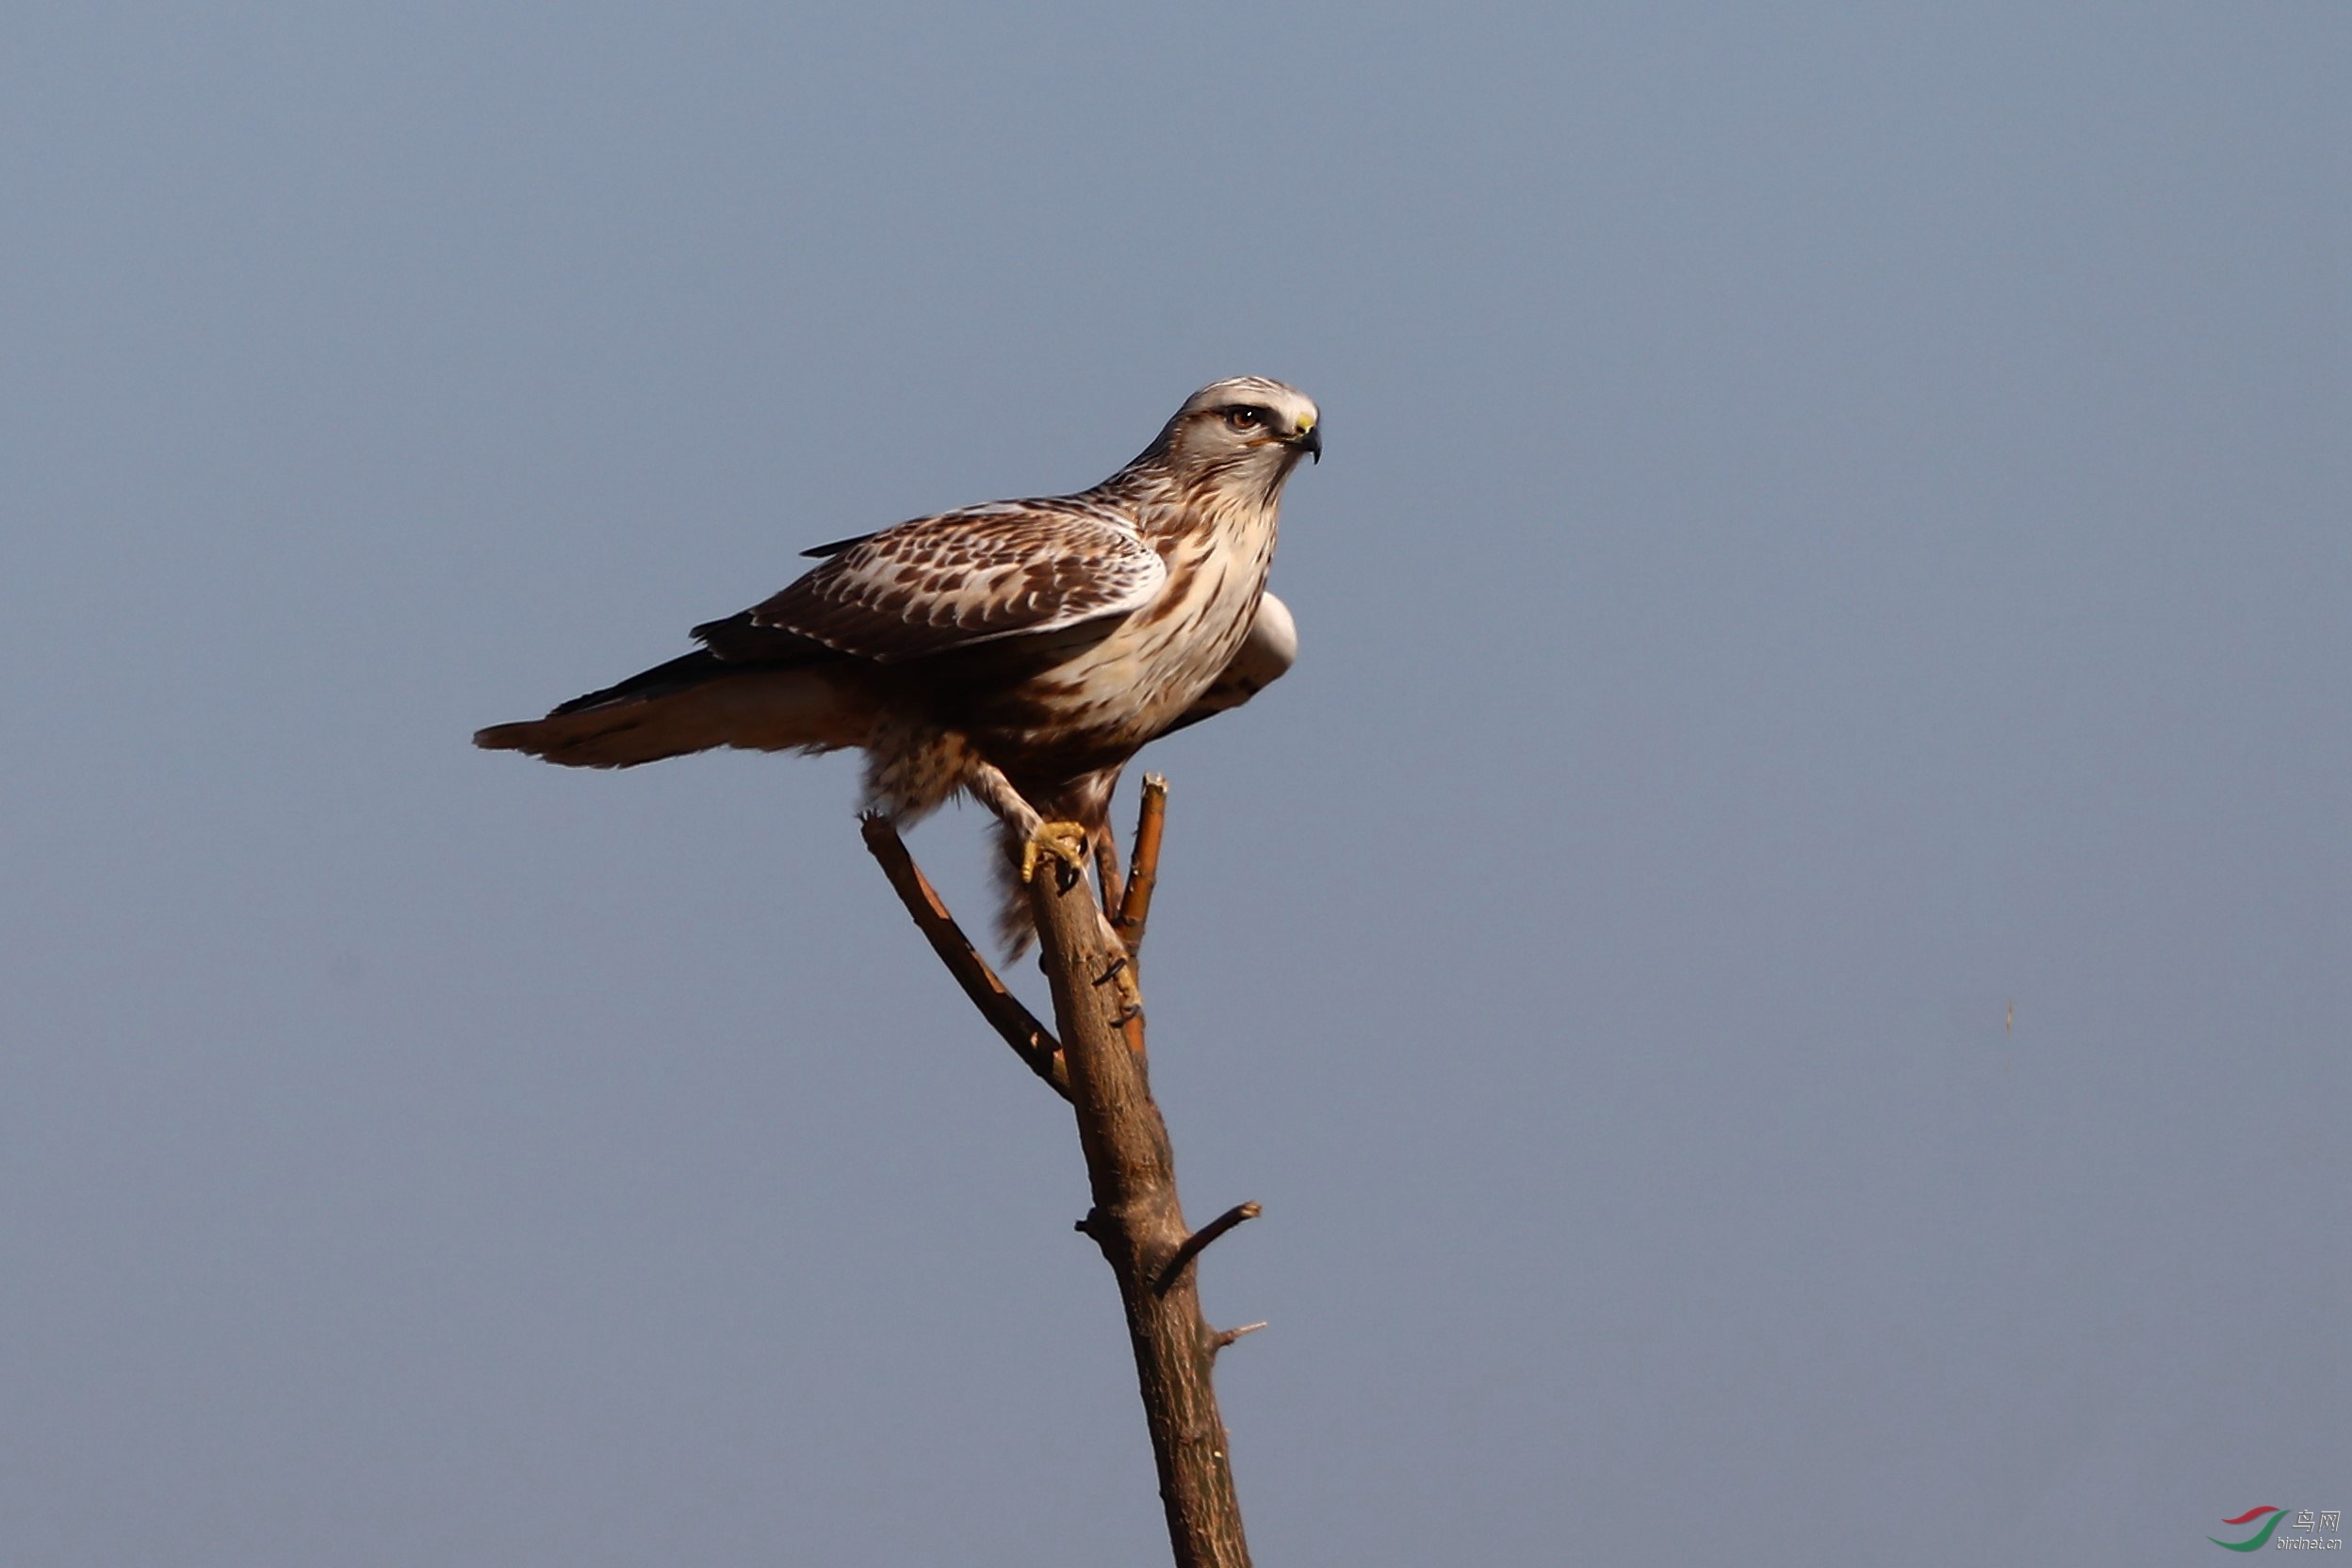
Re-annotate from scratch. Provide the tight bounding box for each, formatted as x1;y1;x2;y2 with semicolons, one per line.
2211;1506;2286;1552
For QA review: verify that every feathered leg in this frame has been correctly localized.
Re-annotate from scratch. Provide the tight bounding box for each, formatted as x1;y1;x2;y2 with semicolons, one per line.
962;760;1088;879
973;762;1125;961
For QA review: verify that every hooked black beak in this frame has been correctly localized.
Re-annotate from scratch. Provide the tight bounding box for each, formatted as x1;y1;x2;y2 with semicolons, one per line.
1294;425;1322;464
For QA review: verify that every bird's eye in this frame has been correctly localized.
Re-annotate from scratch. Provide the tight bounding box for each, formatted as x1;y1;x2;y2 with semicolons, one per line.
1224;406;1263;430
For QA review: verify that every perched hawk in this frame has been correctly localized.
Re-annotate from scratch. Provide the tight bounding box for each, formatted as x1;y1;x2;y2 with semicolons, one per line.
476;376;1318;948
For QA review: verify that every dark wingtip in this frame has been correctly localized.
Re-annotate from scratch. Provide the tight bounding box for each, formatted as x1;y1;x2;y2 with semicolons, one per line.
801;530;880;558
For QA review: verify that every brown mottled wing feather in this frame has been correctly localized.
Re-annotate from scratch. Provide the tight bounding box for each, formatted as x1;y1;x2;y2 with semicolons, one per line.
730;504;1167;663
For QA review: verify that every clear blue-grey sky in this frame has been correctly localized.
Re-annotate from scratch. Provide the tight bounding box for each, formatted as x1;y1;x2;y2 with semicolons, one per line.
4;5;2343;1564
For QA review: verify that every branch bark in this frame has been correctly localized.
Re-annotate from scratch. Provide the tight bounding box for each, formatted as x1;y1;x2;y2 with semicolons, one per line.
865;786;1256;1568
1111;774;1168;958
1028;852;1252;1568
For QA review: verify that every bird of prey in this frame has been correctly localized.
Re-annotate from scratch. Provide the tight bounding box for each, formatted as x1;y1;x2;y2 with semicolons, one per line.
475;376;1318;949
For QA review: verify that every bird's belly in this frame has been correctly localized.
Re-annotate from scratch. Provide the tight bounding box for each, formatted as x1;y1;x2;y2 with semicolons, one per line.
962;540;1270;766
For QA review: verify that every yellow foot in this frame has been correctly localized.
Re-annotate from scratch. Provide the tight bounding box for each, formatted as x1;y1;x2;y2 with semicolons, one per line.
1020;821;1092;884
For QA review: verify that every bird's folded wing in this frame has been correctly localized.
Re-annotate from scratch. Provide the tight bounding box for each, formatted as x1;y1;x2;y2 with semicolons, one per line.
713;504;1167;664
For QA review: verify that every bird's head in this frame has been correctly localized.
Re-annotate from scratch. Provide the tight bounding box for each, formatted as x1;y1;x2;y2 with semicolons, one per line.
1135;376;1321;493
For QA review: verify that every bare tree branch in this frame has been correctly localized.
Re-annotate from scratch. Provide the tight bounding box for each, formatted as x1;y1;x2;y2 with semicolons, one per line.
1209;1323;1267;1356
1111;774;1168;957
1094;832;1126;917
1155;1201;1263;1296
865;783;1255;1566
1027;850;1253;1568
859;813;1069;1101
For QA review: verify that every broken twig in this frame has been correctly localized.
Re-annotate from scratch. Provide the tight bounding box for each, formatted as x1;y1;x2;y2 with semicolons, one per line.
1210;1323;1268;1355
1112;775;1168;958
1155;1201;1263;1296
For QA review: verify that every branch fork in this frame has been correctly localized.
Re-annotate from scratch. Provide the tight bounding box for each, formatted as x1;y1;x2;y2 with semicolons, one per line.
863;778;1257;1568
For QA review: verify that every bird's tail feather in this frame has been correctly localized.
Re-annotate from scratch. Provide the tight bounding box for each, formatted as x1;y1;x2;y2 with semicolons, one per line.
474;662;863;769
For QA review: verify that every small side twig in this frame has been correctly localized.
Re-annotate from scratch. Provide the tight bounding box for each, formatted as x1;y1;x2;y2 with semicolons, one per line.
1154;1200;1262;1296
860;814;1069;1101
1210;1322;1267;1356
1111;775;1168;957
1093;832;1125;917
